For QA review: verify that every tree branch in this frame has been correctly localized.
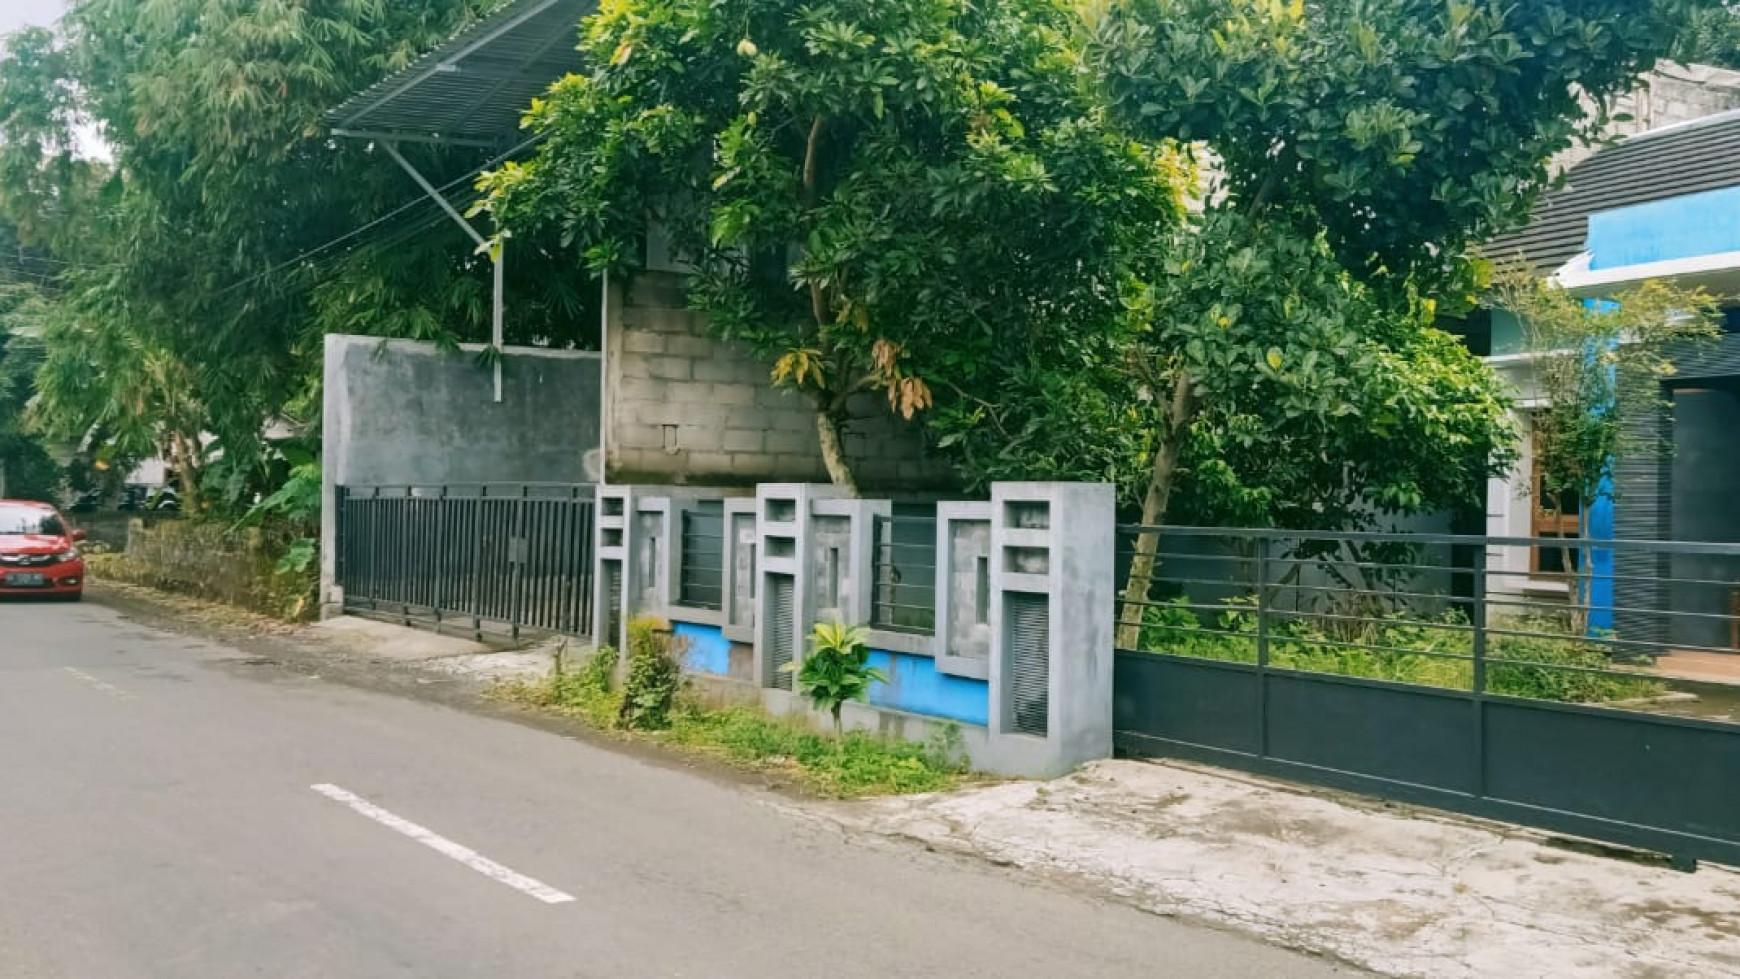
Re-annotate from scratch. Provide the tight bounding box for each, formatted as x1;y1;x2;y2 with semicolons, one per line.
803;114;829;328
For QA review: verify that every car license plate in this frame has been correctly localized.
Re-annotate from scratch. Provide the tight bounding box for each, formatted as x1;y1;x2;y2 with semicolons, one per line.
4;572;46;587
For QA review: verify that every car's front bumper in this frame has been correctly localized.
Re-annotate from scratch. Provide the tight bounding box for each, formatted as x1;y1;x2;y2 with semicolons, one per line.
0;560;85;596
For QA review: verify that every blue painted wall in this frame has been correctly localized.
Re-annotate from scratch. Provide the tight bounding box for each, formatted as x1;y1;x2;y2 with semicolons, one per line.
670;623;988;724
1587;484;1615;635
1587;185;1740;270
673;621;732;675
866;649;989;727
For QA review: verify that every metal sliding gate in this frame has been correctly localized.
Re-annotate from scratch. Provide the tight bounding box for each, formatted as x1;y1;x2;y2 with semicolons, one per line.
1113;526;1740;869
336;484;596;639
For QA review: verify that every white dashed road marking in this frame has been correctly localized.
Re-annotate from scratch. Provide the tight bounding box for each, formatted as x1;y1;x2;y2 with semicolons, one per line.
310;783;576;905
62;667;135;701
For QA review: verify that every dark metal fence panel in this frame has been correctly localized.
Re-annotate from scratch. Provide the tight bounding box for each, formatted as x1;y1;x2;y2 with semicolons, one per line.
872;503;938;634
1112;525;1740;868
336;484;595;639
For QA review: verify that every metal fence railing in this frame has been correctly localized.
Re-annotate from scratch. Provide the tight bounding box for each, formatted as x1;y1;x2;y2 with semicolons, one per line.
872;504;938;634
677;501;725;611
1112;525;1740;869
1113;526;1740;710
336;484;595;639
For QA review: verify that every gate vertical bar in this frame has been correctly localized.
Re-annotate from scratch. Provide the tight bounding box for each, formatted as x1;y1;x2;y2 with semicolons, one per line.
470;487;485;640
1254;535;1271;759
433;486;449;631
334;486;348;608
1471;543;1488;799
509;485;529;641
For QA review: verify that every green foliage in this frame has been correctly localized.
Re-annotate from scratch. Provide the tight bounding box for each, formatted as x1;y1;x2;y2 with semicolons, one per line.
496;638;963;797
618;616;686;730
90;517;319;621
240;459;323;573
478;0;1185;489
0;1;601;505
1676;3;1740;68
1090;0;1712;293
499;643;624;728
668;705;964;797
968;0;1704;527
787;621;888;735
1139;596;1666;704
0;280;60;501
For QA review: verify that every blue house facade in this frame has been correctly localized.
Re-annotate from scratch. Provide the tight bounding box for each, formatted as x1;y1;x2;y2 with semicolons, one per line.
1479;110;1740;652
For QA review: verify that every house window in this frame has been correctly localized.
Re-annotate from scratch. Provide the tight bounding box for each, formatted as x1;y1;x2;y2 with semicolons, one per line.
1530;426;1582;580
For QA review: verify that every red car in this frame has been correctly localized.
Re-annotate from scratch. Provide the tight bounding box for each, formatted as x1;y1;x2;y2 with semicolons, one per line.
0;500;86;601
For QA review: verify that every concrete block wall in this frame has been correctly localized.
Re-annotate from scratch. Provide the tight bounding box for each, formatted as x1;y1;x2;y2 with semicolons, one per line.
1555;62;1740;173
605;273;955;491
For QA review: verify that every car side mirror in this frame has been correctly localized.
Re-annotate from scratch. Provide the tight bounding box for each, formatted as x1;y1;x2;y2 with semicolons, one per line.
72;529;87;543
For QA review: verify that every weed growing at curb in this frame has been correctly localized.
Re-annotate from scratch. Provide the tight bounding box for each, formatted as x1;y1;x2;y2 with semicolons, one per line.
493;641;967;798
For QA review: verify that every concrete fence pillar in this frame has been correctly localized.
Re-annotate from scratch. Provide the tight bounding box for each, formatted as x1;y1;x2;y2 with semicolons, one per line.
752;484;844;691
983;482;1116;777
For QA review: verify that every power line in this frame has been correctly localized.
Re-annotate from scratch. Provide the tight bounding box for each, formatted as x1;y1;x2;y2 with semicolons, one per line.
212;134;541;299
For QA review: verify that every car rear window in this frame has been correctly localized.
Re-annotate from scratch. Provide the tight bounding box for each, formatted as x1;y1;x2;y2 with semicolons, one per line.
0;506;64;535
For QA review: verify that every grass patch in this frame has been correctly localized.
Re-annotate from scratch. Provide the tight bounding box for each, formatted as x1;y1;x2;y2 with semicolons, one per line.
493;642;967;799
1140;597;1666;704
666;705;964;798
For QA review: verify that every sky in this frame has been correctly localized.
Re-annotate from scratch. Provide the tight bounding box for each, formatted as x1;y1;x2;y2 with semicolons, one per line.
0;0;65;38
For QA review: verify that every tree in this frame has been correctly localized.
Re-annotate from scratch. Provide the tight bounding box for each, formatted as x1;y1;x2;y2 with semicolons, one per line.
1047;0;1714;643
477;0;1185;492
1676;2;1740;68
1494;270;1720;629
0;281;60;502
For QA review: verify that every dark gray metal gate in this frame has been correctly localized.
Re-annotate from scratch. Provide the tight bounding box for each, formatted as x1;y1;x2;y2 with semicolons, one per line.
337;484;595;639
1113;526;1740;869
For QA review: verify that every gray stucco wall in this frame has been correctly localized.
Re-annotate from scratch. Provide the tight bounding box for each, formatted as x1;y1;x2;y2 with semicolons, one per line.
606;273;955;491
320;335;603;615
324;335;602;488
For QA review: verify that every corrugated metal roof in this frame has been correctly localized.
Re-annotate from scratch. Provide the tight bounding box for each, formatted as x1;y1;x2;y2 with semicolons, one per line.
328;0;594;147
1486;109;1740;274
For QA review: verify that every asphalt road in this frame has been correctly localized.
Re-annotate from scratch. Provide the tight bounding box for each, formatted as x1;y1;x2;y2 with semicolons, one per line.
0;599;1353;978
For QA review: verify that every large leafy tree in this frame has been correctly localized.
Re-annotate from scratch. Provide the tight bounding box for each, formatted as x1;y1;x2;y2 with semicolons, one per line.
1013;0;1716;642
478;0;1185;491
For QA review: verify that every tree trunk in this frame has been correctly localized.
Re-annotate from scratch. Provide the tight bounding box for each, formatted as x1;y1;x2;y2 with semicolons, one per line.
831;703;844;739
815;408;859;496
1116;371;1195;650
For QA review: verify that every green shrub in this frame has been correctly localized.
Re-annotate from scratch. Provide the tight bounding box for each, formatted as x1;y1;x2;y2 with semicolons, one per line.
618;616;686;730
668;705;964;798
788;622;888;736
496;642;621;727
496;638;965;798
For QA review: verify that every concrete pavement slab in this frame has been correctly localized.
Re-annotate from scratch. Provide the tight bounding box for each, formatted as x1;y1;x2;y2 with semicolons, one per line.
826;759;1740;979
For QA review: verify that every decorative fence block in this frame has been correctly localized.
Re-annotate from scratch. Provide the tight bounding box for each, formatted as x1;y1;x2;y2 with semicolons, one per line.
606;480;1115;777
